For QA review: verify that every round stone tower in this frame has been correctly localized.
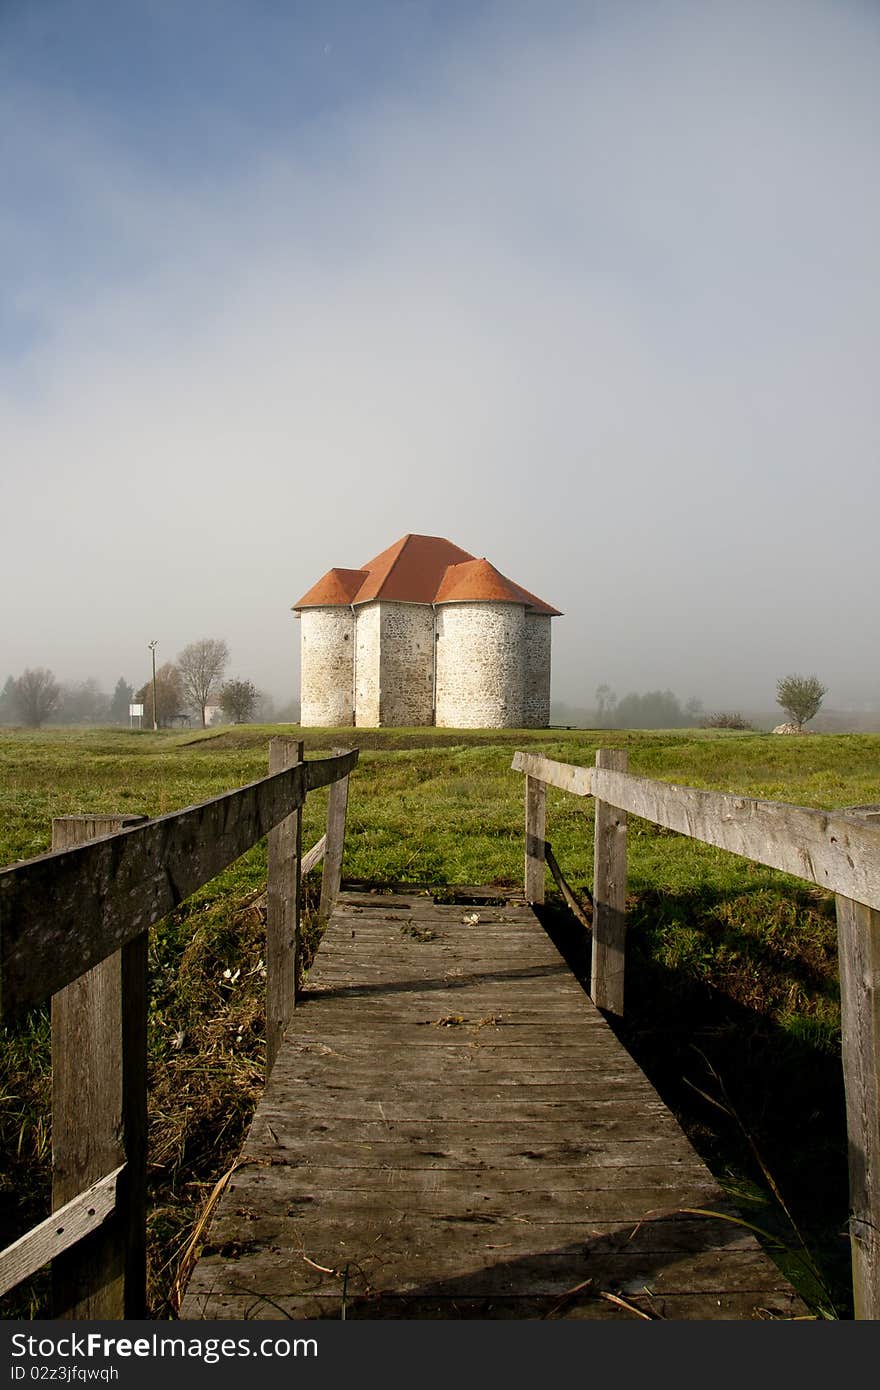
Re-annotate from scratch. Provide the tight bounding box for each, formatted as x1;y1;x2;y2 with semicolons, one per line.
434;601;525;728
299;607;355;726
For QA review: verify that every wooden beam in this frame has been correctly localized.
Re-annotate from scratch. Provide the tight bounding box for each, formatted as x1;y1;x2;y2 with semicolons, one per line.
545;841;592;932
525;776;546;905
0;1165;122;1299
592;768;880;911
835;824;880;1318
320;749;353;924
511;751;593;797
266;739;303;1077
591;751;628;1016
50;816;146;1320
301;835;327;878
119;924;149;1317
0;750;358;1017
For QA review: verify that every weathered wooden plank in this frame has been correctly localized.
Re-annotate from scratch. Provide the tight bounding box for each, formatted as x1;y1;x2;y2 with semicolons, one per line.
184;1289;805;1321
300;835;326;878
593;766;880;910
0;750;358;1016
319;750;352;924
525;775;547;904
118;926;148;1317
591;751;628;1016
229;1162;710;1192
835;889;880;1320
239;1135;711;1169
0;1166;122;1299
189;1239;797;1300
266;739;303;1076
512;751;593;797
210;1182;721;1224
50;815;145;1319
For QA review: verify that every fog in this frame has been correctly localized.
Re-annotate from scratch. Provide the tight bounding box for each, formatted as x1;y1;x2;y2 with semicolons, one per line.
2;0;878;719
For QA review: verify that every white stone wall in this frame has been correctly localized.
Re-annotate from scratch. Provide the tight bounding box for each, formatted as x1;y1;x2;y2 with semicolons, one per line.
299;608;355;726
378;603;435;726
523;613;551;727
354;601;381;727
301;597;553;729
434;602;525;728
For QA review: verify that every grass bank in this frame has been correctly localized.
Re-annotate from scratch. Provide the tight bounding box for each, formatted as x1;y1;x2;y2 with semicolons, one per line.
1;723;878;1317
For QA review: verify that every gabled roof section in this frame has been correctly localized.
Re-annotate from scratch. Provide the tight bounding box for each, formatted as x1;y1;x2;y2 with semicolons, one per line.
293;567;368;609
353;534;474;605
435;559;562;616
292;534;560;614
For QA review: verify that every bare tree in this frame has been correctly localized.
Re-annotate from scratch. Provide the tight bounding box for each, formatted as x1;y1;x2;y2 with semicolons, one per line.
776;673;827;731
11;668;61;727
176;639;230;727
219;678;258;724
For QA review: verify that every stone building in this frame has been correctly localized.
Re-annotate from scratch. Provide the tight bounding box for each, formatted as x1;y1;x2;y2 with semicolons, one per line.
292;534;561;728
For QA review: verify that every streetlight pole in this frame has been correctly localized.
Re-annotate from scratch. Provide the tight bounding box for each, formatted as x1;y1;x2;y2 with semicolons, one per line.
148;641;159;731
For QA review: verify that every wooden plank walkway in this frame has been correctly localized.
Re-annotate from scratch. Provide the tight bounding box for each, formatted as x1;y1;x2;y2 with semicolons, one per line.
180;890;807;1320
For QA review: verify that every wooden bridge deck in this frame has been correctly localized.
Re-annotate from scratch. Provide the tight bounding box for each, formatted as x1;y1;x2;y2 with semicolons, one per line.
180;890;806;1321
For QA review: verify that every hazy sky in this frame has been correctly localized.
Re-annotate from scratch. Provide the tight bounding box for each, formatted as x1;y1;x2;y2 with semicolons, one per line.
2;0;878;713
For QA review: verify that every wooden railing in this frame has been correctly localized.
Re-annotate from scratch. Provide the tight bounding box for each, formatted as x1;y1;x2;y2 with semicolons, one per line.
0;737;357;1318
513;748;880;1321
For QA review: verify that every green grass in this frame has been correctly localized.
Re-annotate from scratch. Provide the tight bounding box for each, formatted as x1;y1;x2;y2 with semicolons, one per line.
1;722;878;1318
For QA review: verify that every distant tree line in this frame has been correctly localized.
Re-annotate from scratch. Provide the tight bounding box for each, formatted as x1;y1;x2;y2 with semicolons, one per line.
592;685;704;729
0;639;293;729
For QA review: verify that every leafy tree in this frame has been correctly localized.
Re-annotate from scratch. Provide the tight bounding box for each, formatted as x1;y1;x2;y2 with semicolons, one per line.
0;676;15;724
176;639;230;727
614;689;687;729
776;673;827;731
58;678;109;725
219;678;258;724
109;677;134;725
135;663;185;728
10;668;61;727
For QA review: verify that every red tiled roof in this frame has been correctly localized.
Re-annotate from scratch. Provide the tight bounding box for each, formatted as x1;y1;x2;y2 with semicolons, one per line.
435;558;561;616
293;567;368;608
292;534;560;614
352;534;474;604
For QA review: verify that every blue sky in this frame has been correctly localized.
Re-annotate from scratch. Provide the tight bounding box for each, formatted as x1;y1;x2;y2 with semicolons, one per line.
2;0;878;713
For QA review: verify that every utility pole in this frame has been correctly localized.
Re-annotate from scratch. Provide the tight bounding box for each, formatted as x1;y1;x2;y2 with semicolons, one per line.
148;641;159;731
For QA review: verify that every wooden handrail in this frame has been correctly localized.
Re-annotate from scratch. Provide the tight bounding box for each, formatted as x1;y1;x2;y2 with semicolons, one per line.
592;766;880;911
0;742;359;1316
0;749;358;1016
512;747;880;1321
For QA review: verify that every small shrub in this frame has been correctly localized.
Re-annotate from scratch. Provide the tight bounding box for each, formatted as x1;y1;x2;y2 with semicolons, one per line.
702;712;754;730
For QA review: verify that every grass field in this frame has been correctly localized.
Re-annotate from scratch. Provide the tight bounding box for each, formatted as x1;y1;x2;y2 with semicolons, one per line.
2;723;879;1318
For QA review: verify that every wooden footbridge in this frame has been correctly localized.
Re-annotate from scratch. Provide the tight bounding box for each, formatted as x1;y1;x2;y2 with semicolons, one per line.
1;740;879;1319
179;886;804;1320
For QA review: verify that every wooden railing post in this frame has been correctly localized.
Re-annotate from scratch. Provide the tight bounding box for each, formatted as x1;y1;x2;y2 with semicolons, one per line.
835;855;880;1317
266;738;303;1076
50;814;148;1319
525;775;546;905
590;749;628;1016
319;748;351;925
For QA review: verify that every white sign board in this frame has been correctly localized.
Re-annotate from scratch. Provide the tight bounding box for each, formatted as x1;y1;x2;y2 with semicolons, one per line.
129;703;144;717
